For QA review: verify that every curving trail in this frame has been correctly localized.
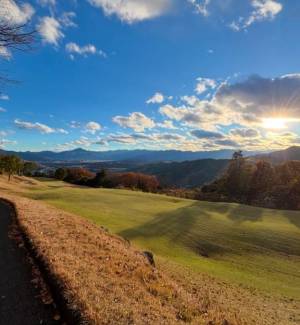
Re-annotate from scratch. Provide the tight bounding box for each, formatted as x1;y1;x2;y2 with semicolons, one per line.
0;201;58;325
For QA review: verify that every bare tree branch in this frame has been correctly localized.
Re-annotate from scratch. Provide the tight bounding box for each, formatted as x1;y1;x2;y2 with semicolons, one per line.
0;24;34;52
0;9;35;89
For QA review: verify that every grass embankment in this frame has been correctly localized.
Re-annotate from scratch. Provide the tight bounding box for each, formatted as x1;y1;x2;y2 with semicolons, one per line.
21;179;300;300
1;191;232;324
1;177;299;324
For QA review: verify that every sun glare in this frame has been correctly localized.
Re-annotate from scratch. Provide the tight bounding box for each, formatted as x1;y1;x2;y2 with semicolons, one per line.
262;118;288;129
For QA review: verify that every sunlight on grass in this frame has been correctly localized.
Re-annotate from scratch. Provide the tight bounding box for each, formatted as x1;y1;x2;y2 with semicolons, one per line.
23;179;300;299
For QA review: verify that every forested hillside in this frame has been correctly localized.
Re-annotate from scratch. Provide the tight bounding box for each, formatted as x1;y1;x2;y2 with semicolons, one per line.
134;159;229;188
201;151;300;210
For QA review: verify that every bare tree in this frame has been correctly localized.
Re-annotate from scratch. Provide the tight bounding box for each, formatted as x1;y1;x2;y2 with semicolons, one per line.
0;24;34;52
0;3;35;85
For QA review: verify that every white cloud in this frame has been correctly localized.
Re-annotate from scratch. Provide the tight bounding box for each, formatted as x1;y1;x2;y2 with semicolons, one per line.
59;12;77;28
55;136;97;151
230;128;260;138
0;0;34;25
215;74;300;123
14;119;68;134
107;133;136;144
230;0;282;31
0;47;11;59
191;129;225;139
0;94;9;100
157;120;177;129
0;107;6;112
157;73;300;151
66;42;107;59
113;112;155;132
195;77;217;94
188;0;211;16
0;139;16;148
38;12;76;46
155;133;184;141
146;92;164;104
57;128;69;134
87;0;171;23
37;16;64;45
70;121;81;128
85;121;102;134
0;131;7;137
247;0;282;25
106;132;185;145
74;136;93;146
181;95;198;106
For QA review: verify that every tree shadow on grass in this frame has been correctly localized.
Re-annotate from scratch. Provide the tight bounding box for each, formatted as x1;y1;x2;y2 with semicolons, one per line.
119;200;300;257
119;201;228;258
285;212;300;229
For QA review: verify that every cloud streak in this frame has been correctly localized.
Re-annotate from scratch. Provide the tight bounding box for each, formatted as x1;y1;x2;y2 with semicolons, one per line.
14;119;68;134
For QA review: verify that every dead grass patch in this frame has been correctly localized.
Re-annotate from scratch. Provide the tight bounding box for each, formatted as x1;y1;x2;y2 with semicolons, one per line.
0;192;239;324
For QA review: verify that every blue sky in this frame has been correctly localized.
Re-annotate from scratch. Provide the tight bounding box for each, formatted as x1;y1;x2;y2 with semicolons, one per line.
1;0;300;152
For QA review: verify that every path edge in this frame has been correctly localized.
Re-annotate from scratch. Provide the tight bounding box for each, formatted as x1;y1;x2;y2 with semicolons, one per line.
0;198;84;325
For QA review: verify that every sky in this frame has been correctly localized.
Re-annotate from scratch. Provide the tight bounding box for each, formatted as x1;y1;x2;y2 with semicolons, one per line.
1;0;300;152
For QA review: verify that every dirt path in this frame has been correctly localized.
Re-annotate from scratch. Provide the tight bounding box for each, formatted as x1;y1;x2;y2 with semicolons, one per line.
0;201;58;325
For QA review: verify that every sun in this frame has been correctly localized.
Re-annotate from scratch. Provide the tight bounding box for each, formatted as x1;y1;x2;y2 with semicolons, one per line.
262;118;287;129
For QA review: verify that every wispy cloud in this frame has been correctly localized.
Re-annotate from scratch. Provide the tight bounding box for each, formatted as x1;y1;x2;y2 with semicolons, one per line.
66;42;107;59
0;139;17;148
37;16;64;45
37;12;76;46
84;121;102;134
188;0;211;17
195;77;217;95
0;94;9;101
230;0;283;31
146;92;165;104
14;119;68;134
0;47;12;59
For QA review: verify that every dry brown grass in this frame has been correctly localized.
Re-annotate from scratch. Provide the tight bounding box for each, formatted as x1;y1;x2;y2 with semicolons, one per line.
0;176;299;325
1;191;238;325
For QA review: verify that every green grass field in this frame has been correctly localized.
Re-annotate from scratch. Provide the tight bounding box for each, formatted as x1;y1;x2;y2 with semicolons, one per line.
23;179;300;299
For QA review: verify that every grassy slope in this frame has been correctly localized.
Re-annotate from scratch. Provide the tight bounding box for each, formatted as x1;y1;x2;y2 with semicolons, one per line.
21;179;300;299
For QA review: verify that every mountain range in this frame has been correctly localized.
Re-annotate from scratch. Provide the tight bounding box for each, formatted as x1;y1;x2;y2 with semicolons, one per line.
0;148;265;163
255;146;300;164
2;146;300;188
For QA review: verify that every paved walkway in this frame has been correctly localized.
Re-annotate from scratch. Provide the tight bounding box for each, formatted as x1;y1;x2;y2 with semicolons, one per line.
0;201;58;325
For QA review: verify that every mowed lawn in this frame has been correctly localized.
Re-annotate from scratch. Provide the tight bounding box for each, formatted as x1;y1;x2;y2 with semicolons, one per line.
23;179;300;299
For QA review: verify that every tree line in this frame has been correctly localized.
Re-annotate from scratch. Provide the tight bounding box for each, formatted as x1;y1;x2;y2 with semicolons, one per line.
200;151;300;210
0;155;37;181
54;167;160;193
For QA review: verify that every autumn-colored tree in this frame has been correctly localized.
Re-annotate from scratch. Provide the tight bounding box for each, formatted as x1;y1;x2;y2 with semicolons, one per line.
65;167;95;184
113;172;160;192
